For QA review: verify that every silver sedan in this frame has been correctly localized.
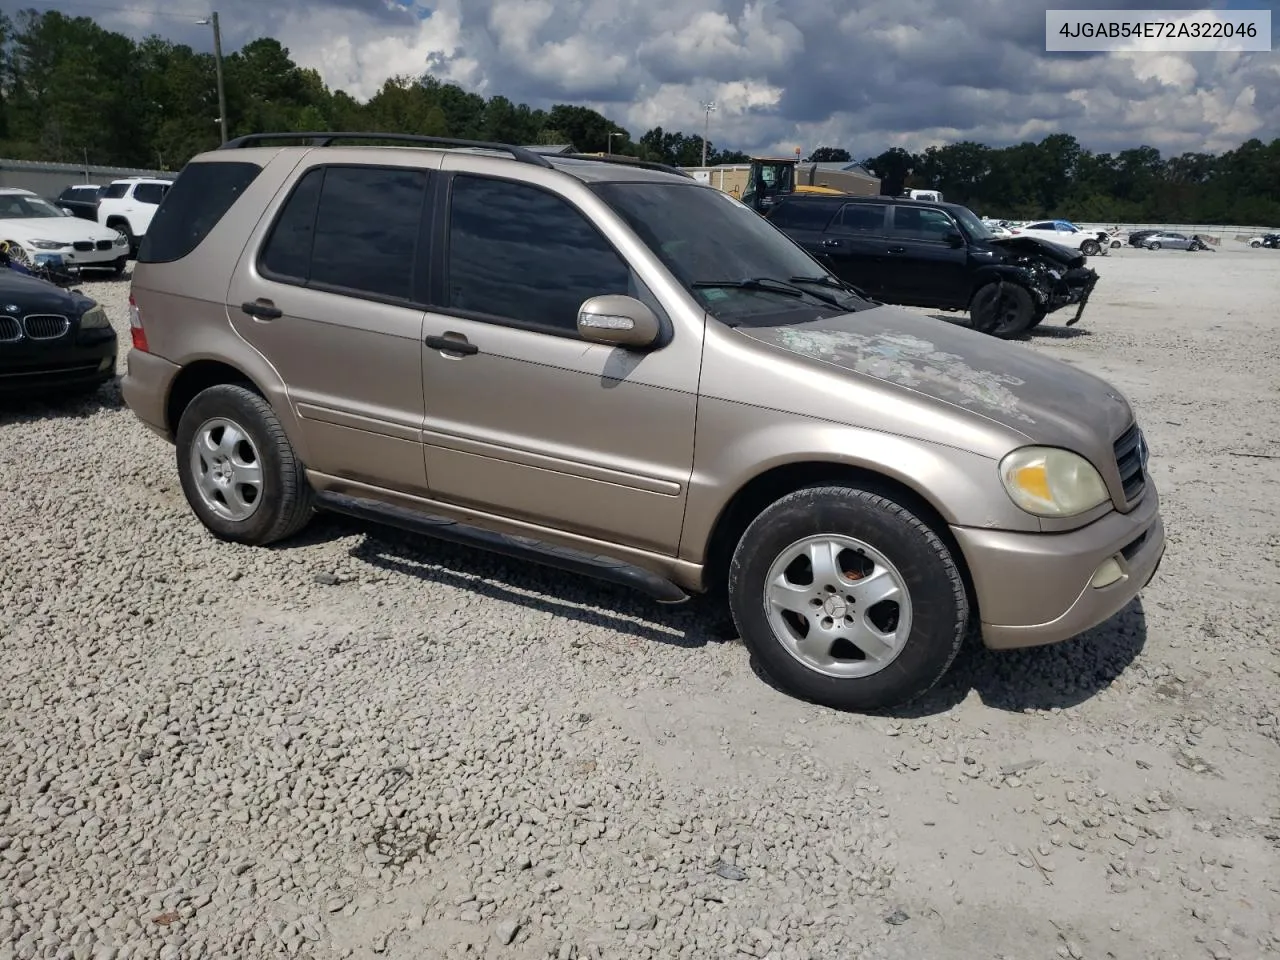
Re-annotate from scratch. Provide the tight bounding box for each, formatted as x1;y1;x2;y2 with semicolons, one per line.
1140;232;1211;251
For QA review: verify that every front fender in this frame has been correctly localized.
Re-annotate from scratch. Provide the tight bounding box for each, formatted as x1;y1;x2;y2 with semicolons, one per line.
678;397;1040;565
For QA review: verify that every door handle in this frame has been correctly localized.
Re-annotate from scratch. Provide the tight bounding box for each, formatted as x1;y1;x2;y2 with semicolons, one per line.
424;333;478;356
241;299;282;320
887;246;906;254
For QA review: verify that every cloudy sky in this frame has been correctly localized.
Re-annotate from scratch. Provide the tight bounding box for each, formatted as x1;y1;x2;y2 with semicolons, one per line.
10;0;1280;157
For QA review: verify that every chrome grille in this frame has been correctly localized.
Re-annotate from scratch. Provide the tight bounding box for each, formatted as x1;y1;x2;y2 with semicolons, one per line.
0;315;20;342
95;240;113;251
23;314;70;340
1113;423;1146;502
73;241;94;252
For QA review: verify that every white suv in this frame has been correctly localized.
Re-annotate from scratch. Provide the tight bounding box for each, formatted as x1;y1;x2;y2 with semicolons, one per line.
96;177;172;256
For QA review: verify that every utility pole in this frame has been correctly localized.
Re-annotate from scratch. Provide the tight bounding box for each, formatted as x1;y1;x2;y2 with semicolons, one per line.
197;12;228;144
607;131;622;155
701;101;716;167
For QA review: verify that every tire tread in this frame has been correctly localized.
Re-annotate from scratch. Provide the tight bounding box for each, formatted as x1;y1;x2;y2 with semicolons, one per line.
176;383;314;546
727;484;968;711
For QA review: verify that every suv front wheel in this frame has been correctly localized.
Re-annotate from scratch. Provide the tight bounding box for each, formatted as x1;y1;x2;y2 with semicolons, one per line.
175;384;315;546
727;486;969;711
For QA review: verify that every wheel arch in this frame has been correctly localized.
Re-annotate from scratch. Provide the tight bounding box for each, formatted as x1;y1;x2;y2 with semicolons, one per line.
698;460;979;616
165;358;266;436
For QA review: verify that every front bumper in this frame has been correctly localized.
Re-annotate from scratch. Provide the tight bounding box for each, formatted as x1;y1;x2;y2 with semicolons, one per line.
1050;266;1099;326
0;327;118;395
120;347;181;440
32;242;128;268
951;482;1165;650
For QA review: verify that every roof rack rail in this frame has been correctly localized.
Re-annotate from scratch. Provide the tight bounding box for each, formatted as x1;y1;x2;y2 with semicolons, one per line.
218;131;555;169
557;153;694;179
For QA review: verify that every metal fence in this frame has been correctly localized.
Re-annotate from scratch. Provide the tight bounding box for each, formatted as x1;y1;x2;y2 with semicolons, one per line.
0;157;178;197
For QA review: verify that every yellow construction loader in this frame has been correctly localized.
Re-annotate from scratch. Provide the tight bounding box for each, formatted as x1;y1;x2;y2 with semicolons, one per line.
739;156;846;213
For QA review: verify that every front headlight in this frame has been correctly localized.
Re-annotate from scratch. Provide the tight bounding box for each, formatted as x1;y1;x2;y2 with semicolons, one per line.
29;239;69;250
79;305;110;330
999;446;1110;517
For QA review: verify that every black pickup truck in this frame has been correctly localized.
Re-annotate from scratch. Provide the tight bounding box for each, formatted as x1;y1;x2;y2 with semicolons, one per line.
765;194;1099;339
54;184;104;222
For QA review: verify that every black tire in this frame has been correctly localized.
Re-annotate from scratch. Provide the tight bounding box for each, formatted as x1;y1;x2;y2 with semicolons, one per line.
109;256;127;278
970;282;1035;338
1148;241;1161;250
175;384;315;546
727;485;968;712
1081;239;1100;257
1027;306;1048;330
1251;241;1261;248
1111;240;1121;248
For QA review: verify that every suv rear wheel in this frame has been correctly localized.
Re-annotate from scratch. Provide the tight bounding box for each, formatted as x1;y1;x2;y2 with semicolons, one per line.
727;486;968;711
175;384;315;545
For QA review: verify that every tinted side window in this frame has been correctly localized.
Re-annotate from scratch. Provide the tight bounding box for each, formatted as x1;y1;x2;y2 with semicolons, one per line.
138;162;262;264
260;168;323;282
259;165;428;301
102;183;129;199
311;166;427;300
832;203;888;234
891;206;956;241
768;199;839;231
446;175;631;334
1027;221;1055;231
134;183;168;205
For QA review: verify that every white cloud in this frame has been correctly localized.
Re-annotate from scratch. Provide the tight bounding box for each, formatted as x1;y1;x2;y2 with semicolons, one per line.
17;0;1277;157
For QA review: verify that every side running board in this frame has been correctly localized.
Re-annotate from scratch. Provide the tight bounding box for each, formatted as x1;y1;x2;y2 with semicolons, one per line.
315;492;690;604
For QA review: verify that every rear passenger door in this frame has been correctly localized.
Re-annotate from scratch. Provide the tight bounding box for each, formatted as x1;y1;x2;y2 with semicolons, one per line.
766;197;841;260
227;157;440;495
879;205;969;307
819;202;890;297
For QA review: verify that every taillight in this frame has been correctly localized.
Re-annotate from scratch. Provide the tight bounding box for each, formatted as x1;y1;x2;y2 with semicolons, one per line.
127;293;148;352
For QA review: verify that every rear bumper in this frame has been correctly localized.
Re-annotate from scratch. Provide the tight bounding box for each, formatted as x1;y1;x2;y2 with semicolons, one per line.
951;483;1165;650
0;330;117;395
120;347;180;441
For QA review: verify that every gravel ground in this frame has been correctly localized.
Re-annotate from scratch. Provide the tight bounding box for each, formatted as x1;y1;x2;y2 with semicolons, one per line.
1;247;1278;960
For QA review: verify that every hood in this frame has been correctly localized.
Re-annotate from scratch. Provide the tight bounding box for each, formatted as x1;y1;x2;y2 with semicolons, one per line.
0;269;91;313
0;216;118;243
736;305;1134;452
988;234;1085;267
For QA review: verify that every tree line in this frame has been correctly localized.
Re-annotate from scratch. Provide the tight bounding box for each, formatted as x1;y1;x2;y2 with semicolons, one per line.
0;9;1275;224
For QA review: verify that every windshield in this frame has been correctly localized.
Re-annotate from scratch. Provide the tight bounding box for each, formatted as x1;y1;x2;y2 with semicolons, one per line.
0;195;66;219
951;205;993;241
591;181;869;325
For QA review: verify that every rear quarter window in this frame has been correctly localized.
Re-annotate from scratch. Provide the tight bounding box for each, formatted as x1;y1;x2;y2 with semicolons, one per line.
767;200;840;231
134;182;169;205
101;183;130;199
137;162;262;264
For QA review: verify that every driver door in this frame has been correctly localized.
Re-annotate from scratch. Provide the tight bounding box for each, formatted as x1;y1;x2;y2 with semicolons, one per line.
418;167;701;555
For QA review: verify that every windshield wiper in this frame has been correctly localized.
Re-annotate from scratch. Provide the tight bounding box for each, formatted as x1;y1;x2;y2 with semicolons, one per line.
692;277;843;308
788;274;869;301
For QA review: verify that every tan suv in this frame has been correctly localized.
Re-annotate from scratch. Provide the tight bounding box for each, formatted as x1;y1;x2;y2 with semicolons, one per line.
121;132;1166;712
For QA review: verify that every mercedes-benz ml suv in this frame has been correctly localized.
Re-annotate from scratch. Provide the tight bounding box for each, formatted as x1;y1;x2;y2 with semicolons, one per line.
120;132;1165;712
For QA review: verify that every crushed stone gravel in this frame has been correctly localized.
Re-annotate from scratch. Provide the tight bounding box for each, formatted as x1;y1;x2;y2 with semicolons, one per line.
2;250;1278;960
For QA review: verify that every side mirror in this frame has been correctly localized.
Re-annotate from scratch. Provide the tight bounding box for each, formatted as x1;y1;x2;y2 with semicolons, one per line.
576;295;661;349
943;229;964;247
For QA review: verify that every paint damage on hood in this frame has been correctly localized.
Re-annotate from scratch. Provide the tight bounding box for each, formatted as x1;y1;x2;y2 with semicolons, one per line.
772;327;1037;424
737;305;1138;449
